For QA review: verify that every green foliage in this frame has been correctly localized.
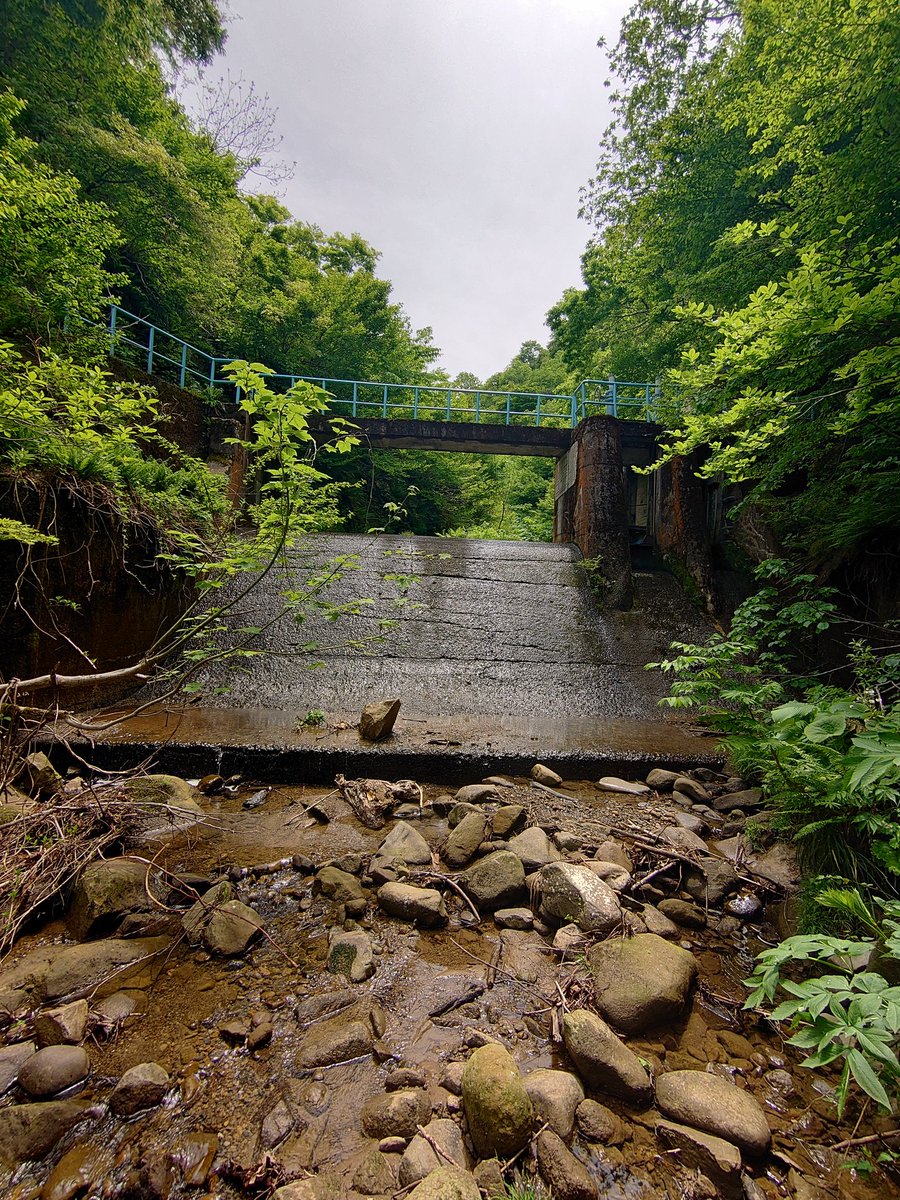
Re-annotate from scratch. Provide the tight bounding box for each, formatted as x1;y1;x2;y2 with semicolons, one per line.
0;518;58;546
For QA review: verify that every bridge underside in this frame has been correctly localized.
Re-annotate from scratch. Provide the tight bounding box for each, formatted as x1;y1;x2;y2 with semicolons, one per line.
327;416;573;456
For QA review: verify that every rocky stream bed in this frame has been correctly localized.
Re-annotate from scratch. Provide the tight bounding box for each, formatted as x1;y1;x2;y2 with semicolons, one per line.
0;761;896;1200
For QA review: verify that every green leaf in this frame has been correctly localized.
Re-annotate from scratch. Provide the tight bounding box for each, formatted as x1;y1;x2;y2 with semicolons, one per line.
846;1050;892;1110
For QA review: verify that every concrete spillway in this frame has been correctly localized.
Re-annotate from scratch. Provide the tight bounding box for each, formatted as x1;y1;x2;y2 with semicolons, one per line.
90;535;720;781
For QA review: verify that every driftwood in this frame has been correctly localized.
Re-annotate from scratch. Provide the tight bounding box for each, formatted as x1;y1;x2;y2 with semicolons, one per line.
335;774;421;829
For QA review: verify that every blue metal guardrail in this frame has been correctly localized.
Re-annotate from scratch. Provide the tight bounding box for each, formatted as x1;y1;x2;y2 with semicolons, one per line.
97;305;662;428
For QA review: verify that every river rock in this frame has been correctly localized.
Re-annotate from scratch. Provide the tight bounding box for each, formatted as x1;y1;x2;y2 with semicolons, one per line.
39;936;170;1007
443;811;490;867
655;1070;771;1156
407;1166;480;1200
359;698;401;740
297;1010;373;1068
536;1129;597;1200
378;882;448;927
594;840;632;870
531;764;562;787
494;907;534;930
315;865;368;905
182;882;264;955
41;1143;106;1200
448;803;480;828
68;858;157;940
713;788;763;813
0;1100;93;1167
639;904;680;939
361;1087;432;1139
749;843;801;889
461;1043;533;1157
524;1069;584;1139
472;1159;505;1198
658;899;707;929
685;857;740;906
663;826;709;854
561;1010;651;1103
575;1099;627;1145
646;769;680;791
0;1041;36;1095
109;1061;169;1116
122;773;204;816
18;1045;90;1098
459;851;525;911
507;826;559;870
587;934;698;1034
673;777;710;803
34;999;89;1047
596;777;649;796
673;811;708;835
327;927;375;982
380;821;433;865
492;804;527;838
399;1118;470;1185
353;1148;397;1195
588;861;632;892
455;784;500;804
538;863;621;932
18;751;63;799
655;1120;742;1197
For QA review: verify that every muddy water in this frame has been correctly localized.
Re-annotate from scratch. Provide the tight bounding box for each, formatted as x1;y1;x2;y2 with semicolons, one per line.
3;780;897;1200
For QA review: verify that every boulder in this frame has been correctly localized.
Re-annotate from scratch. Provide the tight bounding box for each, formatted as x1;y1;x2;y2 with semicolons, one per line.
34;999;89;1047
18;1045;90;1098
0;1041;36;1096
353;1149;397;1195
182;882;264;956
655;1120;742;1198
588;861;631;892
531;764;562;787
684;858;740;906
640;905;680;939
749;843;801;890
561;1010;651;1103
0;1101;93;1167
507;827;559;871
448;803;481;828
655;1070;771;1156
380;821;433;866
594;841;632;871
18;751;63;799
672;777;710;803
361;1088;432;1139
40;936;170;1004
399;1118;469;1186
407;1167;480;1200
296;1014;373;1069
68;858;156;940
524;1068;584;1139
596;777;649;796
109;1061;169;1116
492;804;527;838
587;934;698;1034
662;826;708;854
459;851;525;911
327;928;375;982
658;899;707;929
315;866;368;906
461;1043;533;1158
443;812;490;868
713;788;764;814
575;1099;627;1145
359;698;401;740
122;774;203;815
455;785;500;805
646;769;680;791
378;882;448;927
538;863;621;932
536;1130;597;1200
673;811;708;836
494;908;534;931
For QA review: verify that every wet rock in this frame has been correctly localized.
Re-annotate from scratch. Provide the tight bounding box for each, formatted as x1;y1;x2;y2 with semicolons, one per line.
492;804;527;838
646;769;680;791
639;905;680;939
588;861;631;892
378;882;448;927
594;840;632;871
386;1066;426;1091
18;751;63;799
494;907;534;931
685;858;740;906
359;698;401;740
327;927;375;982
749;843;801;890
462;1042;533;1158
673;777;710;803
109;1061;169;1116
673;811;708;835
296;1013;373;1068
34;999;89;1047
399;1117;470;1186
656;1120;742;1198
361;1087;432;1139
554;831;583;852
0;1100;92;1168
94;991;136;1027
380;821;433;866
536;1129;598;1200
596;777;649;797
552;923;587;952
575;1099;627;1145
174;1132;218;1187
18;1045;90;1098
318;868;368;910
369;857;400;887
538;862;621;933
507;826;560;870
219;1018;249;1045
658;899;707;929
12;935;170;1008
561;1010;651;1104
182;881;264;955
42;1143;105;1200
460;851;526;911
354;1148;398;1194
444;812;490;868
407;1166;480;1200
380;1136;408;1153
261;1099;295;1148
68;858;156;941
588;933;698;1034
473;1159;505;1197
524;1068;584;1139
440;1063;464;1095
247;1021;273;1051
655;1070;771;1156
531;764;562;787
0;1041;35;1095
713;788;763;813
725;893;763;920
455;785;501;804
122;773;204;816
663;826;709;854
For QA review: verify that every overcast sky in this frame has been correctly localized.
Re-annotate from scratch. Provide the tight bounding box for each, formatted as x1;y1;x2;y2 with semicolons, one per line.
190;2;628;380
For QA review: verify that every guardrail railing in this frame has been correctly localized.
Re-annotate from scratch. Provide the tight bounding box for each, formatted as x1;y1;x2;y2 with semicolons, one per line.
93;304;664;427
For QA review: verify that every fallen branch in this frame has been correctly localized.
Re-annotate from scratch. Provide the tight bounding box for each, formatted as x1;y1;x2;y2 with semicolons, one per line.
831;1129;900;1152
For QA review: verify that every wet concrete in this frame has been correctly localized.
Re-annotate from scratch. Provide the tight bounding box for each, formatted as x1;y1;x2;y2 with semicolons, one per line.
80;535;721;778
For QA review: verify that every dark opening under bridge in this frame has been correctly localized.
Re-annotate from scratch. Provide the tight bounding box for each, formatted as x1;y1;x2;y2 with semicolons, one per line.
101;305;720;612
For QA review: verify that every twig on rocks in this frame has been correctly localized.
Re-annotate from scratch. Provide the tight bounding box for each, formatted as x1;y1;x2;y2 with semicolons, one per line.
415;872;481;925
447;937;551;1005
832;1129;900;1151
500;1121;549;1173
416;1123;459;1166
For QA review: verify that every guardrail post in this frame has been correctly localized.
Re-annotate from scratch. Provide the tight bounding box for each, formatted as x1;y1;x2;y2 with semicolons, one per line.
109;305;117;357
352;382;358;417
146;325;155;375
179;342;188;388
505;393;511;425
413;386;419;419
445;388;452;420
209;356;217;389
536;395;542;427
475;391;481;423
383;384;389;418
